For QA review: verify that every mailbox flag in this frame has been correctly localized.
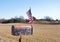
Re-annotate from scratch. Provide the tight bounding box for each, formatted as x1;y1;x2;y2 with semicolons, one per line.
26;8;34;24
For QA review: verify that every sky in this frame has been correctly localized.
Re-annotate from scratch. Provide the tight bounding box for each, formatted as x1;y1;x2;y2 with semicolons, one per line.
0;0;60;19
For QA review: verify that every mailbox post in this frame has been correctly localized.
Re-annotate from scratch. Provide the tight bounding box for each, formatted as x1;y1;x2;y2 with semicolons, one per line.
19;32;22;42
11;25;33;42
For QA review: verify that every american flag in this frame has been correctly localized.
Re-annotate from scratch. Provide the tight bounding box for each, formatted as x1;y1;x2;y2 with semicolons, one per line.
26;9;34;24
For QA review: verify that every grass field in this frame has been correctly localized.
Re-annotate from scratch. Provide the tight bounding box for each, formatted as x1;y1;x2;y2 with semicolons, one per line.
0;23;60;42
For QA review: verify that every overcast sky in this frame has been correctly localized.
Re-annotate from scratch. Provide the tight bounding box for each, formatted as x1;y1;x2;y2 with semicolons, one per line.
0;0;60;19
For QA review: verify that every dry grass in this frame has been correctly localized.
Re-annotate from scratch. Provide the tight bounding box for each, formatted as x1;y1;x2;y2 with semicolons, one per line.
0;23;60;42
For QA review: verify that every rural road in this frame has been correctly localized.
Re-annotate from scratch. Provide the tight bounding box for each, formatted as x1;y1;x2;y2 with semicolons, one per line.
0;36;18;42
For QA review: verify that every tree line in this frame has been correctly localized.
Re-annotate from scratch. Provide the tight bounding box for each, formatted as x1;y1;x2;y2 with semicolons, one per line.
0;16;60;24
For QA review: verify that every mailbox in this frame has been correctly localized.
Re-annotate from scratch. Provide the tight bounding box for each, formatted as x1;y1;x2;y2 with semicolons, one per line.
11;25;33;36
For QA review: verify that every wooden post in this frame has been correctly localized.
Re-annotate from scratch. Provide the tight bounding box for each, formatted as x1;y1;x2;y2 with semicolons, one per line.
31;25;33;35
19;32;22;42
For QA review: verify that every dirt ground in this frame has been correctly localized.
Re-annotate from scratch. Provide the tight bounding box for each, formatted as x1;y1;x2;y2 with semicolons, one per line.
0;23;60;42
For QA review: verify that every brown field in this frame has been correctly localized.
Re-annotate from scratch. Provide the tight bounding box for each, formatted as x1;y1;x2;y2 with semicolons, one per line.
0;23;60;42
